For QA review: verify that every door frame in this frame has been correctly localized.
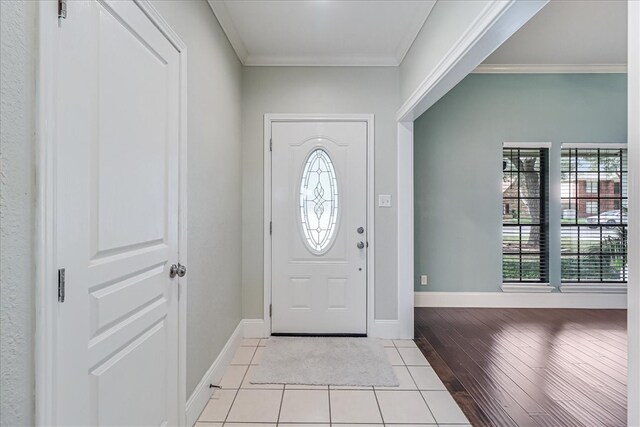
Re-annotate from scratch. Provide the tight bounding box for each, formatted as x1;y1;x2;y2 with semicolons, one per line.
628;2;640;424
34;1;188;424
263;114;375;336
395;1;550;340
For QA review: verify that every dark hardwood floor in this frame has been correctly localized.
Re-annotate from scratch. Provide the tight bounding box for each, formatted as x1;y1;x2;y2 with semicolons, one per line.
414;307;627;427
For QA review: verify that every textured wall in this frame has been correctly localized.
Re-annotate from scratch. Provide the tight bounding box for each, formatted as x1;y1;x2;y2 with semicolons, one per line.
241;66;401;320
0;1;36;425
414;73;627;292
150;0;244;397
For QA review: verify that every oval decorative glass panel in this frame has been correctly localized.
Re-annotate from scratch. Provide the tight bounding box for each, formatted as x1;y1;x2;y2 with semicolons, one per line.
299;148;339;253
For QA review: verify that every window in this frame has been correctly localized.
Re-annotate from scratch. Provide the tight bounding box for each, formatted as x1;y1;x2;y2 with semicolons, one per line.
299;148;339;253
561;147;627;283
586;181;598;193
502;147;549;282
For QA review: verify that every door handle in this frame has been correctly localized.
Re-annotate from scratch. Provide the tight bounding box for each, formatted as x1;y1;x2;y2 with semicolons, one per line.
357;241;365;249
169;263;187;278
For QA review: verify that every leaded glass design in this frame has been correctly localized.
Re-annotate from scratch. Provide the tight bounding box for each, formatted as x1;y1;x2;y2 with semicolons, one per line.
299;148;339;253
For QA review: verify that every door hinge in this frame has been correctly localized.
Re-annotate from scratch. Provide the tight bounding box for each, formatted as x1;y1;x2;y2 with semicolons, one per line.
58;268;66;303
270;138;272;152
269;304;272;317
270;221;272;235
58;0;67;19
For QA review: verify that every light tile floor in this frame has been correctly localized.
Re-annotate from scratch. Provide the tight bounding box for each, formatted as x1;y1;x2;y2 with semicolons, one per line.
196;338;470;427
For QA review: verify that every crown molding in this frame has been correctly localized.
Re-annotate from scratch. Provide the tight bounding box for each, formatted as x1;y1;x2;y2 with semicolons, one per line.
474;63;628;74
208;0;435;67
207;0;248;64
243;55;399;67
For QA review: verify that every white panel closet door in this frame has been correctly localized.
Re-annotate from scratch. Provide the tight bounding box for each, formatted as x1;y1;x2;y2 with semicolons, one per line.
55;1;180;425
271;121;368;334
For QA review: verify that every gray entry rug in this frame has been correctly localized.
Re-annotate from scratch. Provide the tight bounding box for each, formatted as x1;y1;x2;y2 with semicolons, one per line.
250;337;399;387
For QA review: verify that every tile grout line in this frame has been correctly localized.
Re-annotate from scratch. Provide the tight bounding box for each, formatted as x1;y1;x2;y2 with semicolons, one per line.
231;345;258;367
222;345;257;425
410;341;439;426
397;340;439;426
275;385;286;426
221;386;241;424
371;346;386;427
327;386;332;425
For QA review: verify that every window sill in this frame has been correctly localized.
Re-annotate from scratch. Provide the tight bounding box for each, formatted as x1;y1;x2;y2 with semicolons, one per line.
560;283;627;294
501;283;554;293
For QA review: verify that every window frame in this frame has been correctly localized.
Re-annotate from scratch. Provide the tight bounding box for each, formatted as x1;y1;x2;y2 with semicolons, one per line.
501;142;552;292
560;143;628;292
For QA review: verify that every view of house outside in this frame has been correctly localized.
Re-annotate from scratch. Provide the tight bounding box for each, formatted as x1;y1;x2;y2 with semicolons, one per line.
502;147;628;284
560;148;628;283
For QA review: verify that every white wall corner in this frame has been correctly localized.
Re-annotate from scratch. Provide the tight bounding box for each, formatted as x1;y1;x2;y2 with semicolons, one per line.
370;320;404;339
627;2;640;424
414;291;627;309
243;319;268;339
206;0;248;64
397;121;415;340
394;1;437;66
185;321;243;427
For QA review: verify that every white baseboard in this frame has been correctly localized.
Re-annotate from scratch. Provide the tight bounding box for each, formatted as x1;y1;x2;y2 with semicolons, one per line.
370;320;399;339
185;321;243;427
414;291;627;309
243;318;267;338
368;320;412;339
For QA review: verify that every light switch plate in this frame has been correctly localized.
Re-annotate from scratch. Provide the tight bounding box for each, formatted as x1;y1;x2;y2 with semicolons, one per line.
378;194;392;207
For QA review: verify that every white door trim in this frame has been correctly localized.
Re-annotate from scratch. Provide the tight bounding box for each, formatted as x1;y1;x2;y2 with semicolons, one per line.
35;1;188;424
263;114;374;337
396;122;414;339
628;2;640;424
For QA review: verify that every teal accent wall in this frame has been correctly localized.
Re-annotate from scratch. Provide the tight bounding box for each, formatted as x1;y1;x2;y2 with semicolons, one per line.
414;74;627;292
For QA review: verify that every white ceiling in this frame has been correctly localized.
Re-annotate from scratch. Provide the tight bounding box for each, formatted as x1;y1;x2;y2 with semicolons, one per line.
482;0;627;67
208;0;436;66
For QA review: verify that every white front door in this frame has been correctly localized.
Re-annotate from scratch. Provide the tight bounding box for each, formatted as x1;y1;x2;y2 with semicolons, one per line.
54;1;181;425
271;120;368;334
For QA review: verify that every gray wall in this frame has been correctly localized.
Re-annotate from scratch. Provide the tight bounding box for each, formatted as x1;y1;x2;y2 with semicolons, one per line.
0;1;36;425
0;3;243;421
414;73;627;292
241;67;400;320
150;0;243;397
